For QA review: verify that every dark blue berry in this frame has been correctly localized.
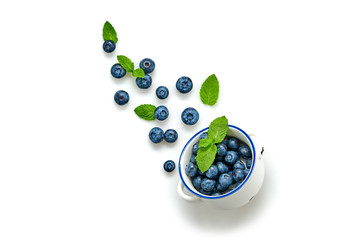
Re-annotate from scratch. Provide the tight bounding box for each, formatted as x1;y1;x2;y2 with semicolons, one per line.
149;127;164;144
216;143;228;157
163;160;175;172
114;90;129;105
190;154;196;163
176;76;193;93
181;107;199;125
216;161;229;174
192;176;202;190
228;137;240;150
111;63;126;78
192;142;200;155
233;169;245;182
205;164;218;179
218;173;234;189
238;145;252;159
199;132;208;140
136;74;152;89
233;161;245;170
244;169;250;177
156;86;169;99
225;151;239;165
199;188;212;195
139;58;155;74
103;40;116;53
185;162;198;177
246;159;252;169
200;178;216;192
164;129;178;143
154;105;169;121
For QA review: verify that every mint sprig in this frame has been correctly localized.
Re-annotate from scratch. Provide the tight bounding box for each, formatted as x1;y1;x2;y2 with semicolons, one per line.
196;116;229;173
134;104;156;120
117;55;145;78
132;68;145;78
200;74;219;106
103;21;118;43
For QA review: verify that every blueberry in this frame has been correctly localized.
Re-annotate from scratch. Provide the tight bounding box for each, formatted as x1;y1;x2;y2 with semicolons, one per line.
200;178;216;192
148;127;164;143
205;164;218;179
111;63;126;78
190;154;196;163
114;90;129;105
199;188;212;195
228;137;240;150
154;105;169;121
136;74;152;89
216;143;228;157
139;58;155;74
192;176;202;190
199;132;208;140
228;171;233;177
244;169;250;177
164;129;178;143
215;155;224;162
156;86;169;99
246;159;252;169
233;161;245;170
222;136;229;146
224;151;239;165
181;107;199;125
232;169;245;182
185;162;198;177
103;40;116;53
176;76;193;93
192;142;200;155
218;173;234;189
197;169;205;176
238;145;252;159
216;161;229;174
216;182;227;192
163;160;175;172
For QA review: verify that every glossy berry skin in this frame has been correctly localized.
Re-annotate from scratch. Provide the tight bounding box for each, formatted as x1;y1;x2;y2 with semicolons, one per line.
156;86;169;99
232;169;245;182
233;161;245;170
114;90;129;105
216;161;229;174
216;143;228;157
185;162;198;177
199;132;208;140
192;176;202;190
148;127;164;144
176;76;193;93
192;142;200;155
103;40;116;53
190;154;196;164
164;129;178;143
200;178;216;192
205;164;219;179
136;74;152;89
228;137;240;150
216;182;227;192
199;188;212;195
238;145;252;159
218;173;234;189
163;160;175;172
244;169;250;177
181;107;199;125
225;151;239;165
139;58;155;74
246;159;252;169
154;105;169;121
111;63;126;78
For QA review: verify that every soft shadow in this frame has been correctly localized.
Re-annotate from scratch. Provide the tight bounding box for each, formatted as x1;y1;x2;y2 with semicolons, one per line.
174;158;273;231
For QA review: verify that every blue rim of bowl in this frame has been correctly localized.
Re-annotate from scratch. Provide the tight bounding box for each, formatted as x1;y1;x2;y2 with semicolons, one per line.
178;124;256;199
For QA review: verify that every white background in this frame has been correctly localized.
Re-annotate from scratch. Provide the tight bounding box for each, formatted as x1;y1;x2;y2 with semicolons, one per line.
0;0;343;239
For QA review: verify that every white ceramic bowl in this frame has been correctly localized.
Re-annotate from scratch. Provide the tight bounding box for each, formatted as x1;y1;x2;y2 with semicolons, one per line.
177;125;264;210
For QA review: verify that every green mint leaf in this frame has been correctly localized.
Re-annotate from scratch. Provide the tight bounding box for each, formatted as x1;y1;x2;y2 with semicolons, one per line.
196;144;217;173
207;116;229;143
200;74;219;106
117;55;134;72
134;104;156;120
132;68;145;78
103;21;118;43
198;138;214;148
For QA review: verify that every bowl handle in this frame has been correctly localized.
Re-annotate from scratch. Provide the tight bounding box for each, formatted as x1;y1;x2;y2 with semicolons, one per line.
177;180;201;202
248;133;264;160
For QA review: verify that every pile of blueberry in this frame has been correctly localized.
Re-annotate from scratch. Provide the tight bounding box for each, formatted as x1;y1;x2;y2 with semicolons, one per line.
185;133;252;196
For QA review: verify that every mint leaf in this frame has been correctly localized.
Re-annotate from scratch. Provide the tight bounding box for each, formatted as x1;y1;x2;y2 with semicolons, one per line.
198;138;214;148
132;68;145;78
207;116;228;143
200;74;219;106
103;21;118;43
134;104;156;120
117;55;134;72
196;144;217;173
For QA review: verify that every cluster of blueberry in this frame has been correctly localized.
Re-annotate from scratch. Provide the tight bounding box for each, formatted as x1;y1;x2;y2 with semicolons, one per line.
185;132;252;196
